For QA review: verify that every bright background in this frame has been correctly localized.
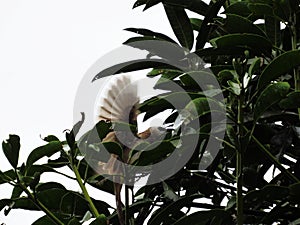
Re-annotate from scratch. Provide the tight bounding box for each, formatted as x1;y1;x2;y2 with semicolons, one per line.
0;1;175;224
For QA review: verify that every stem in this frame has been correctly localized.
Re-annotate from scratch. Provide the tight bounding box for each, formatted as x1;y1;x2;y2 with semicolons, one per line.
291;12;300;121
236;93;244;225
72;165;100;218
243;126;300;183
125;185;130;225
19;183;64;225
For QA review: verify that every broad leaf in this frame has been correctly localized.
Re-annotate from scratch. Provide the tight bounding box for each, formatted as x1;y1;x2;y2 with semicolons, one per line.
2;135;20;168
164;5;194;50
26;141;63;168
254;82;290;121
258;50;300;89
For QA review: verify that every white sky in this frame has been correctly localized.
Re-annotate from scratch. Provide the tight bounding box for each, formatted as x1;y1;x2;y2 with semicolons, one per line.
0;1;175;224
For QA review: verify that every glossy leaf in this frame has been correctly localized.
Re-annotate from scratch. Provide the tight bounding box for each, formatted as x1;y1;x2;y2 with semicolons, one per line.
124;27;176;43
89;214;107;225
26;141;63;168
164;5;194;50
173;209;233;225
279;92;300;109
2;135;20;168
210;33;272;55
254;82;290;121
258;50;300;89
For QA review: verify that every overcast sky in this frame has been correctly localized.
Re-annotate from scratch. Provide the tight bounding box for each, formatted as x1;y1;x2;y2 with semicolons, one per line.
0;1;175;224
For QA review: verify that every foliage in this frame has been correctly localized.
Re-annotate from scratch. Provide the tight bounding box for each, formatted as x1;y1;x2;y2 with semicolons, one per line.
1;0;300;224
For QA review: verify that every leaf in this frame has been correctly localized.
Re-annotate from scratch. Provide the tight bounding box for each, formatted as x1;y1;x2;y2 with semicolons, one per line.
67;218;81;225
2;134;20;168
190;18;202;31
196;0;226;49
185;97;225;120
89;214;107;225
164;5;194;50
223;14;266;37
92;59;178;81
0;169;16;184
210;33;272;56
172;209;232;225
248;57;262;76
164;0;209;16
134;141;176;166
124;27;176;43
248;3;274;16
279;92;300;109
254;82;290;121
26;141;63;168
258;50;300;89
225;2;252;18
148;194;203;225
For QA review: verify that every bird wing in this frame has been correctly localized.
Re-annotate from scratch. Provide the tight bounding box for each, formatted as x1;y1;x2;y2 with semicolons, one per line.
98;76;139;124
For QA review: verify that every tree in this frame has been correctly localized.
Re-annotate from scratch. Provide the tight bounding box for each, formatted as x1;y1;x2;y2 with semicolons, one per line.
1;0;300;224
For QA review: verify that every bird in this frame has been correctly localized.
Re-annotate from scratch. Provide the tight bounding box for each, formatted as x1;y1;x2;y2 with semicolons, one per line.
95;75;164;225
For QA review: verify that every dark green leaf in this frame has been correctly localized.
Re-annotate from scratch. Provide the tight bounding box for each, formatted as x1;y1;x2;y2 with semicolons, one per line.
26;141;63;168
93;59;178;81
279;92;300;109
223;14;266;37
148;194;203;225
254;82;290;121
196;0;226;49
89;214;107;225
164;5;194;50
124;27;176;43
134;141;176;166
258;50;300;89
172;209;232;225
190;18;202;31
210;33;272;56
2;134;20;168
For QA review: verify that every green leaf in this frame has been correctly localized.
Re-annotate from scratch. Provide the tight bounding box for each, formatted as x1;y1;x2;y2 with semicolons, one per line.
190;18;202;31
248;3;274;16
93;59;178;81
196;0;226;49
172;209;232;225
248;57;262;76
225;2;252;18
0;169;16;184
89;214;107;225
2;134;20;168
26;141;63;168
134;141;176;166
164;5;194;50
258;50;300;89
227;80;241;95
254;82;290;121
67;217;81;225
210;33;272;56
279;92;300;109
223;14;266;37
164;0;209;16
36;182;66;192
185;97;225;120
148;194;203;225
124;28;176;43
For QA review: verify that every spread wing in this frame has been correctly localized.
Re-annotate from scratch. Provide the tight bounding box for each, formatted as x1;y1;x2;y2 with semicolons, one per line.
98;76;139;124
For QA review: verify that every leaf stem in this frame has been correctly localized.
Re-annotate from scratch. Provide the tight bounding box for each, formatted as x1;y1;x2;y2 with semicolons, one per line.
18;183;64;225
236;92;244;225
291;12;300;121
72;164;100;218
243;126;299;183
125;185;130;225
